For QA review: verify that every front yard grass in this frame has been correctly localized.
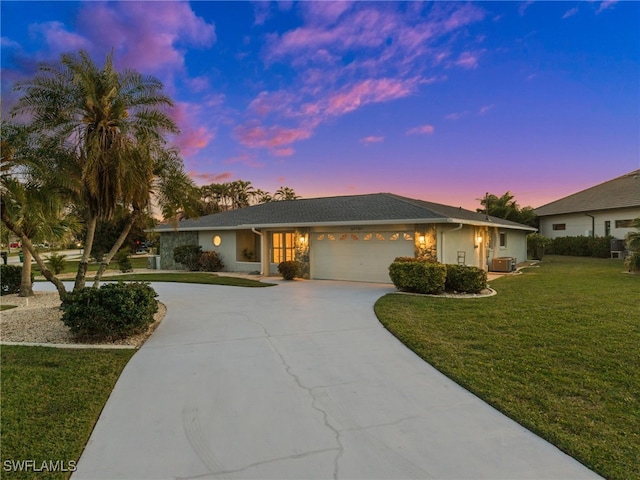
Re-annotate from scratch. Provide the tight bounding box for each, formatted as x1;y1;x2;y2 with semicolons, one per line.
0;346;136;479
374;255;639;480
104;272;275;287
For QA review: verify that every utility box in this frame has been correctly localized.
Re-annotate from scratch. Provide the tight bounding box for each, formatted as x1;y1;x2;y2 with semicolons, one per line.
147;255;160;270
492;257;513;272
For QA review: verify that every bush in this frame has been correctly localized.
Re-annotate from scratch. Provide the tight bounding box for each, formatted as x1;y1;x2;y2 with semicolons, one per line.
114;249;133;272
527;233;551;260
61;282;158;340
277;260;301;280
547;235;612;258
0;265;31;295
198;251;225;272
445;264;487;294
45;252;67;275
173;244;202;271
388;259;446;294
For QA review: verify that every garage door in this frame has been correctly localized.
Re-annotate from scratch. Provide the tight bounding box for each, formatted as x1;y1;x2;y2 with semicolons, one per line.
311;231;414;283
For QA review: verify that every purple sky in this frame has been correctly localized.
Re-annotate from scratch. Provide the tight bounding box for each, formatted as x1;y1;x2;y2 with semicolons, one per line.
2;1;638;210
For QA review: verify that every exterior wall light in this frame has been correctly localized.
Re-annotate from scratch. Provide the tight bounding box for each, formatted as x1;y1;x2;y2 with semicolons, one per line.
212;235;222;247
419;235;426;245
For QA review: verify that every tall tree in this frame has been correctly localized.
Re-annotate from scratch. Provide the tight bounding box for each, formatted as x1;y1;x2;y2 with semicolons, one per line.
273;186;300;201
12;50;179;290
477;191;537;227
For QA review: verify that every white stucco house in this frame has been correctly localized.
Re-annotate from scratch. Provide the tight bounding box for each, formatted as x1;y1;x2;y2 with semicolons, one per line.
155;193;536;283
535;170;640;240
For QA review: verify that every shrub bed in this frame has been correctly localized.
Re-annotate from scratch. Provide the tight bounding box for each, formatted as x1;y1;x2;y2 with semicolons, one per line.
198;251;224;272
61;282;158;340
445;264;487;294
388;259;446;294
0;265;33;295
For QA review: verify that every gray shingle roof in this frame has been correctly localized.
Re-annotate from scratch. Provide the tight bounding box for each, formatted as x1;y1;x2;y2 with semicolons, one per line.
534;170;640;216
156;193;535;232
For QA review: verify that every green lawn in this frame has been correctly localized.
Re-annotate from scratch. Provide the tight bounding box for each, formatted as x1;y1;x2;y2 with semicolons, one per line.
0;346;136;479
105;272;275;287
33;256;149;275
1;304;18;311
375;256;639;480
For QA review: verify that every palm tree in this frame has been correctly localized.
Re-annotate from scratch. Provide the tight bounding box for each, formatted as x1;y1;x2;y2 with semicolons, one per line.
1;121;76;298
12;50;178;290
274;186;300;201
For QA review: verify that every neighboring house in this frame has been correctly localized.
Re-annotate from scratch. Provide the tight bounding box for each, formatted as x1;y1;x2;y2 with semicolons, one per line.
535;170;640;240
155;193;536;283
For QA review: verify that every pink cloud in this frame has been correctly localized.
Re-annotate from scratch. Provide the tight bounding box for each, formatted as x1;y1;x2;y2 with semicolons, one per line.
326;78;419;116
273;147;295;157
189;171;232;185
478;104;495;115
445;111;471;120
169;102;216;157
30;21;91;53
454;51;481;69
596;1;618;14
562;7;579;19
406;125;435;136
75;2;215;75
234;122;312;154
361;136;384;144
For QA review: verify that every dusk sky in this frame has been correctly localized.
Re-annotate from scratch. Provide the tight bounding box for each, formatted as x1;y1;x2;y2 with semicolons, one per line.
2;1;638;210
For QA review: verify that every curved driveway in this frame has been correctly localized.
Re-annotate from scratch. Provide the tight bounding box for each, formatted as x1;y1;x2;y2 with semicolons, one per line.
65;280;599;479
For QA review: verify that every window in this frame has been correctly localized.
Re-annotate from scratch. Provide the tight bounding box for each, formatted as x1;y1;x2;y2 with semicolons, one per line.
272;232;295;263
615;219;634;228
499;232;507;248
552;224;566;231
605;221;611;237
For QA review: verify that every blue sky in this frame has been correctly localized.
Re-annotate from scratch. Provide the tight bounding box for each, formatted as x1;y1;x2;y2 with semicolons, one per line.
2;1;638;210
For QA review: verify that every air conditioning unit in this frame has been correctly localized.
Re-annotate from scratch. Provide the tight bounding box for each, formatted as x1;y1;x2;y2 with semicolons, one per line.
492;257;513;272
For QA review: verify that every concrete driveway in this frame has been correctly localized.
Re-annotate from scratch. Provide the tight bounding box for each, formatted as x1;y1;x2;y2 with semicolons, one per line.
65;280;599;479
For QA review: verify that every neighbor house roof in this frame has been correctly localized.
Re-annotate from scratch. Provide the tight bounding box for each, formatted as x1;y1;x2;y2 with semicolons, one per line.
535;170;640;217
156;193;536;232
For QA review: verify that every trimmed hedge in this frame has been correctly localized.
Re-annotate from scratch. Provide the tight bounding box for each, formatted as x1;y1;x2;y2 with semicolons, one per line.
173;244;202;271
278;260;301;280
388;260;446;294
445;264;487;294
199;251;224;272
61;282;158;340
546;235;612;258
0;265;34;295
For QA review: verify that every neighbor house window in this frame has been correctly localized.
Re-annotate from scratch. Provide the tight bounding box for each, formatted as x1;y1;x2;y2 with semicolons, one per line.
552;224;566;231
272;232;295;263
615;219;633;228
499;232;507;248
605;221;611;236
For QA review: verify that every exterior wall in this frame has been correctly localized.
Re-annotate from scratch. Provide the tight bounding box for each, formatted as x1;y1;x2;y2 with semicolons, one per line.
159;231;198;270
487;227;529;266
436;225;481;268
539;207;640;239
198;230;261;273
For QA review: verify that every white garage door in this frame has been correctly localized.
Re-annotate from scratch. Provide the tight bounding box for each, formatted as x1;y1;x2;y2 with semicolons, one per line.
311;231;414;283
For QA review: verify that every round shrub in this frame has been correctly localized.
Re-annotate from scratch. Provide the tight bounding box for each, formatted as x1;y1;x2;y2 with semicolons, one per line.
277;260;301;280
61;282;158;340
445;264;487;294
388;260;446;294
1;265;33;295
173;244;202;271
198;251;225;272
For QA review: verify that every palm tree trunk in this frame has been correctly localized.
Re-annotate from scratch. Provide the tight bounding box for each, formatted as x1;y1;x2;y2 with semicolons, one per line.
1;211;68;300
19;247;34;297
93;212;138;288
74;215;97;290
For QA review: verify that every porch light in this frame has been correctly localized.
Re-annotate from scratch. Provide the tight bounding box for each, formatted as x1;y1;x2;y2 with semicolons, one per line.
298;235;307;244
418;235;426;245
477;235;483;244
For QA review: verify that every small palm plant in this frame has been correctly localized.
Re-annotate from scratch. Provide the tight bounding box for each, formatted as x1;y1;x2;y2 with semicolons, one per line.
46;253;67;275
625;218;640;273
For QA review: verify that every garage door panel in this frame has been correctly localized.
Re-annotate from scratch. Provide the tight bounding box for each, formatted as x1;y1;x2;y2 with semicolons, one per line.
312;232;413;283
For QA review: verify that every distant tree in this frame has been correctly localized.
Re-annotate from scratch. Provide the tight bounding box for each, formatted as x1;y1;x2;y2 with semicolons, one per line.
478;192;537;227
274;186;300;201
